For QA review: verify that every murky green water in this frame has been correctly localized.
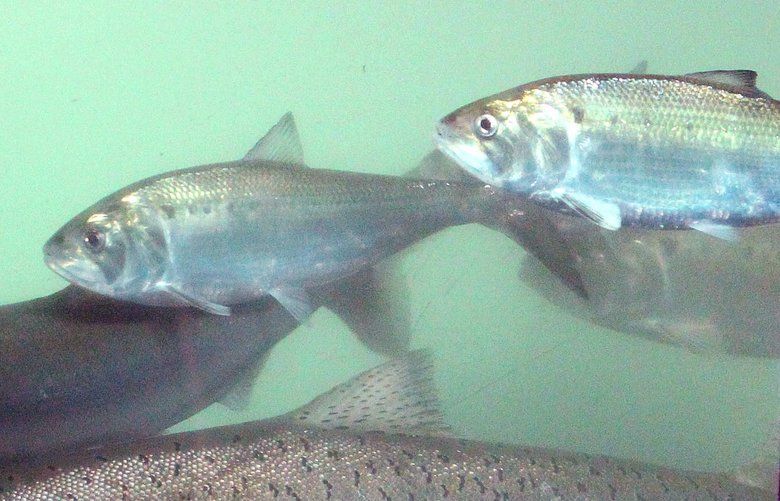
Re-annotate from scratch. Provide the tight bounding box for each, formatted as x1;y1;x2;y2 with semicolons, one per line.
1;2;777;473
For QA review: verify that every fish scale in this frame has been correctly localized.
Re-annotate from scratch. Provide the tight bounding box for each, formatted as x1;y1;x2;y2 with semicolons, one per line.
44;113;503;318
437;70;779;232
2;354;770;500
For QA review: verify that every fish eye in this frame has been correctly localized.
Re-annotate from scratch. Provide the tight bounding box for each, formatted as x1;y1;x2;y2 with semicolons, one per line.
83;228;106;253
475;114;498;138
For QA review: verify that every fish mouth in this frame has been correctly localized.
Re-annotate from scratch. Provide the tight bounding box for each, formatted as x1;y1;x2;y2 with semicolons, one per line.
44;253;80;284
433;121;464;162
433;122;493;184
43;246;104;290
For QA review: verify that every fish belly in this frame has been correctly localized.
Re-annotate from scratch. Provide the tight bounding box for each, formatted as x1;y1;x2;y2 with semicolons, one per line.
571;136;778;228
163;201;453;305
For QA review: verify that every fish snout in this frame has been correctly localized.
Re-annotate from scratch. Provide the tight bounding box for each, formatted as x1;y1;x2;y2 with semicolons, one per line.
434;120;458;148
43;233;65;257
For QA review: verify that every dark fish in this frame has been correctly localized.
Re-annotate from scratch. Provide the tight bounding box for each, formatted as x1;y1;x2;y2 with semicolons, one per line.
416;150;780;357
436;69;779;238
44;113;506;319
0;270;408;463
1;353;772;499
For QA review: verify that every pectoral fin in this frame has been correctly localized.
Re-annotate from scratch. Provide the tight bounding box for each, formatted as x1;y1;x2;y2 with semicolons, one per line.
556;191;622;231
270;286;316;322
164;284;231;316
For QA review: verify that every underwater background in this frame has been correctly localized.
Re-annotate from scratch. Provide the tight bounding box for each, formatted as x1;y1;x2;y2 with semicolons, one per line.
0;1;777;473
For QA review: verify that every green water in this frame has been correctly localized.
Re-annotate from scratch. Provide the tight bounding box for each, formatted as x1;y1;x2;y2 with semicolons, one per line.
1;2;777;473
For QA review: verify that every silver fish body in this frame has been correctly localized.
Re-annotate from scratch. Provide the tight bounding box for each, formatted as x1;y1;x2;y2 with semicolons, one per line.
44;114;500;318
1;354;770;500
436;70;780;233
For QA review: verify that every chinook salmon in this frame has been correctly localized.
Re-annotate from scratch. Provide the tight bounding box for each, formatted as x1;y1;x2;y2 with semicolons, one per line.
44;113;504;318
0;270;408;462
435;69;779;237
1;353;773;500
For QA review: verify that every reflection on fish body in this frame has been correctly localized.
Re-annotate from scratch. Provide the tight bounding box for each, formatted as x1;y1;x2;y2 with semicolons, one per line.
436;70;779;236
418;150;780;357
1;353;771;500
44;113;503;319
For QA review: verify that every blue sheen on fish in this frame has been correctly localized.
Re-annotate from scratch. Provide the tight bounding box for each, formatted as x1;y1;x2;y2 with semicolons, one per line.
435;69;780;236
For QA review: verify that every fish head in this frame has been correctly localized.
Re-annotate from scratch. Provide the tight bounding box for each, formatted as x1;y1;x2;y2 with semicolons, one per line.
435;88;572;193
44;200;168;299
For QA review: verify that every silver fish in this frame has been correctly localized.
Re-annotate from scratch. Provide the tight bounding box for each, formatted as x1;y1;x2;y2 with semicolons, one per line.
1;353;772;500
415;150;780;357
435;69;779;238
44;113;503;319
0;269;407;462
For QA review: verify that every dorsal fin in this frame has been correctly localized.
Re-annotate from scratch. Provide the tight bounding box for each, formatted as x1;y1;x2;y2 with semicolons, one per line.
243;112;305;163
284;351;448;436
684;70;773;99
628;60;648;74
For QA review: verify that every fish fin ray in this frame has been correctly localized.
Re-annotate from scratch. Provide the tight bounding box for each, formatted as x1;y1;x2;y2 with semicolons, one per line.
556;191;622;230
316;264;411;356
164;284;231;315
243;112;305;164
270;286;316;322
684;70;773;99
689;221;739;241
285;351;449;435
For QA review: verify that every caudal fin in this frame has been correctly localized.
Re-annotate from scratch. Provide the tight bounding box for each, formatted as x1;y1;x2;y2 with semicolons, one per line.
315;264;411;356
410;149;588;298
